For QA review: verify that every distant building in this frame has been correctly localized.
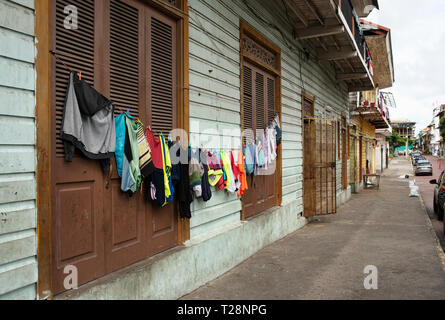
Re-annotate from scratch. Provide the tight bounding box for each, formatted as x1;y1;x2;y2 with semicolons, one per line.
391;119;416;140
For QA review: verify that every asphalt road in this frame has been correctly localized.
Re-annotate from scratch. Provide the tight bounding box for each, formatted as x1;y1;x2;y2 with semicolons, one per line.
412;154;445;251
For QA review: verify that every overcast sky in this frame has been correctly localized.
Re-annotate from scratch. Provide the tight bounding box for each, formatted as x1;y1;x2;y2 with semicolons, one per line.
366;0;445;135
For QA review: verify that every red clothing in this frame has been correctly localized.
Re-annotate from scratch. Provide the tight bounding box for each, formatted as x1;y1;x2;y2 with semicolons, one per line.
237;149;248;197
145;127;163;169
230;151;240;177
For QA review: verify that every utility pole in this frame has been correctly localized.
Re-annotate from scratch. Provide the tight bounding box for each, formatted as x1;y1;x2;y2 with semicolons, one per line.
406;138;409;159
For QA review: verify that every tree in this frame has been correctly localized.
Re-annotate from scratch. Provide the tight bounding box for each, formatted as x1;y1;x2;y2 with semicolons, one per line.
386;131;406;151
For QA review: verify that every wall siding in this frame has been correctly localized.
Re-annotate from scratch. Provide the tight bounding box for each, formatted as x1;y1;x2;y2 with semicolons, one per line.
0;0;36;299
188;0;350;237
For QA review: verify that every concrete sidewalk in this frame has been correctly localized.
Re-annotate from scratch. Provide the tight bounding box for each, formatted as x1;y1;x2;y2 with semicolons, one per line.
181;158;445;299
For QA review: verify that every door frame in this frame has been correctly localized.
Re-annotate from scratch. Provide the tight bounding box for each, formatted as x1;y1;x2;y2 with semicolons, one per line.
35;0;189;299
239;20;282;220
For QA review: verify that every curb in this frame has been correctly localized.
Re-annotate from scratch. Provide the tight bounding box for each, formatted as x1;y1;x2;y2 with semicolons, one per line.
417;193;445;272
410;157;445;271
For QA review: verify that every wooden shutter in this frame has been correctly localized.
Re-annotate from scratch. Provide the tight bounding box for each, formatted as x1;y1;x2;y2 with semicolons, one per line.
55;0;95;157
255;72;265;130
52;0;179;293
110;0;140;118
53;0;105;294
146;8;178;255
243;65;254;143
267;77;275;121
242;61;277;219
149;14;176;135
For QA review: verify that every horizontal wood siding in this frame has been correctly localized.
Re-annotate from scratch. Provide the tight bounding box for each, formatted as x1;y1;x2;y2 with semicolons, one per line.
188;0;241;239
0;0;37;299
188;0;350;237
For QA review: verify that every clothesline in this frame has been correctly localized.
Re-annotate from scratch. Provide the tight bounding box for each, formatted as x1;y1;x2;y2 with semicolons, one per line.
57;57;282;220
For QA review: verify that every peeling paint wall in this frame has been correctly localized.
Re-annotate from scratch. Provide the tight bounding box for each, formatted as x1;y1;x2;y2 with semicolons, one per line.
0;0;37;300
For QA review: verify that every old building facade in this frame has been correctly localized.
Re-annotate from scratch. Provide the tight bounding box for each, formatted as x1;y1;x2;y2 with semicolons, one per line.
0;0;389;299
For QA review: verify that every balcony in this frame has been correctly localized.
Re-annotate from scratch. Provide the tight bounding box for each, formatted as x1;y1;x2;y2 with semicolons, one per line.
350;88;391;130
274;0;376;92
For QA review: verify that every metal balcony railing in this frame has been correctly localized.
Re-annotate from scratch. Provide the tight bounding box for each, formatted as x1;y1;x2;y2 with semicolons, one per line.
337;0;373;73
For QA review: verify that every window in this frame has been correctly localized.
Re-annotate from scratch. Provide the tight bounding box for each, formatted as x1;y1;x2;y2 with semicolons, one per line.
50;0;188;294
240;21;281;219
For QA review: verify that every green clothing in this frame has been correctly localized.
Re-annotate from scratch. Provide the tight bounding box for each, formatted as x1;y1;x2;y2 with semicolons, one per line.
126;116;142;193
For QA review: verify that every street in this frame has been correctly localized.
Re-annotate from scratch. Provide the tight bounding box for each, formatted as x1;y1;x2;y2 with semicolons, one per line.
181;158;445;299
414;155;445;250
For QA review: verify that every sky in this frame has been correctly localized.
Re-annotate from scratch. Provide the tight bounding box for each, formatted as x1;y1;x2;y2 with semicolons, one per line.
366;0;445;135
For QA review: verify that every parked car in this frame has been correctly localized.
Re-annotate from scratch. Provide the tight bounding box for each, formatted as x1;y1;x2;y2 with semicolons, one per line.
430;172;445;221
413;156;426;166
415;161;433;175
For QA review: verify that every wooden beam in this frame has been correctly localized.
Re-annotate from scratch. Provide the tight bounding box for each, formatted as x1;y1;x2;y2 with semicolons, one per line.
286;0;308;27
331;35;341;50
334;60;345;73
296;25;345;40
303;0;324;25
348;85;374;92
336;72;368;80
319;48;357;60
35;0;53;300
344;58;355;72
315;37;328;51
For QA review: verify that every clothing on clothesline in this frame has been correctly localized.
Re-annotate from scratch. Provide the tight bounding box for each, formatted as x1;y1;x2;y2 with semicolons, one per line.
61;71;115;173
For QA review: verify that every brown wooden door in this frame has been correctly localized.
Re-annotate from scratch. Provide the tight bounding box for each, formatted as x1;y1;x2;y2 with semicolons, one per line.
359;137;363;182
242;62;276;219
342;127;347;190
52;0;178;293
303;118;337;217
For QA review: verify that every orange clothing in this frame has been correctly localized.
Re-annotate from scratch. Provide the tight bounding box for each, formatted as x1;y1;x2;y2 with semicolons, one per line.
237;149;248;197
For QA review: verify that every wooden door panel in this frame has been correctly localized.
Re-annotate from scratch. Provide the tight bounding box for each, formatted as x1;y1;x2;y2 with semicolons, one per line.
53;159;105;294
103;0;149;274
146;7;178;254
52;0;180;293
149;201;178;255
242;61;277;219
104;177;147;273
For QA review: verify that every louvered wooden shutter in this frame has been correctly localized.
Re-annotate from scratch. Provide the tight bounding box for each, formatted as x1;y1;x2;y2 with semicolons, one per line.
255;72;265;131
243;65;254;142
267;77;275;122
110;0;140;118
149;14;176;135
55;0;95;157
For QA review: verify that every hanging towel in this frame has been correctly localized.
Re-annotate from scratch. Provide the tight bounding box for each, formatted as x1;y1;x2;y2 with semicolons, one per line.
61;71;115;171
114;113;127;177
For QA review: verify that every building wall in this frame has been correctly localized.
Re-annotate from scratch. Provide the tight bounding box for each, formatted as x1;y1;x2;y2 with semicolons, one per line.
0;0;37;299
187;0;350;238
